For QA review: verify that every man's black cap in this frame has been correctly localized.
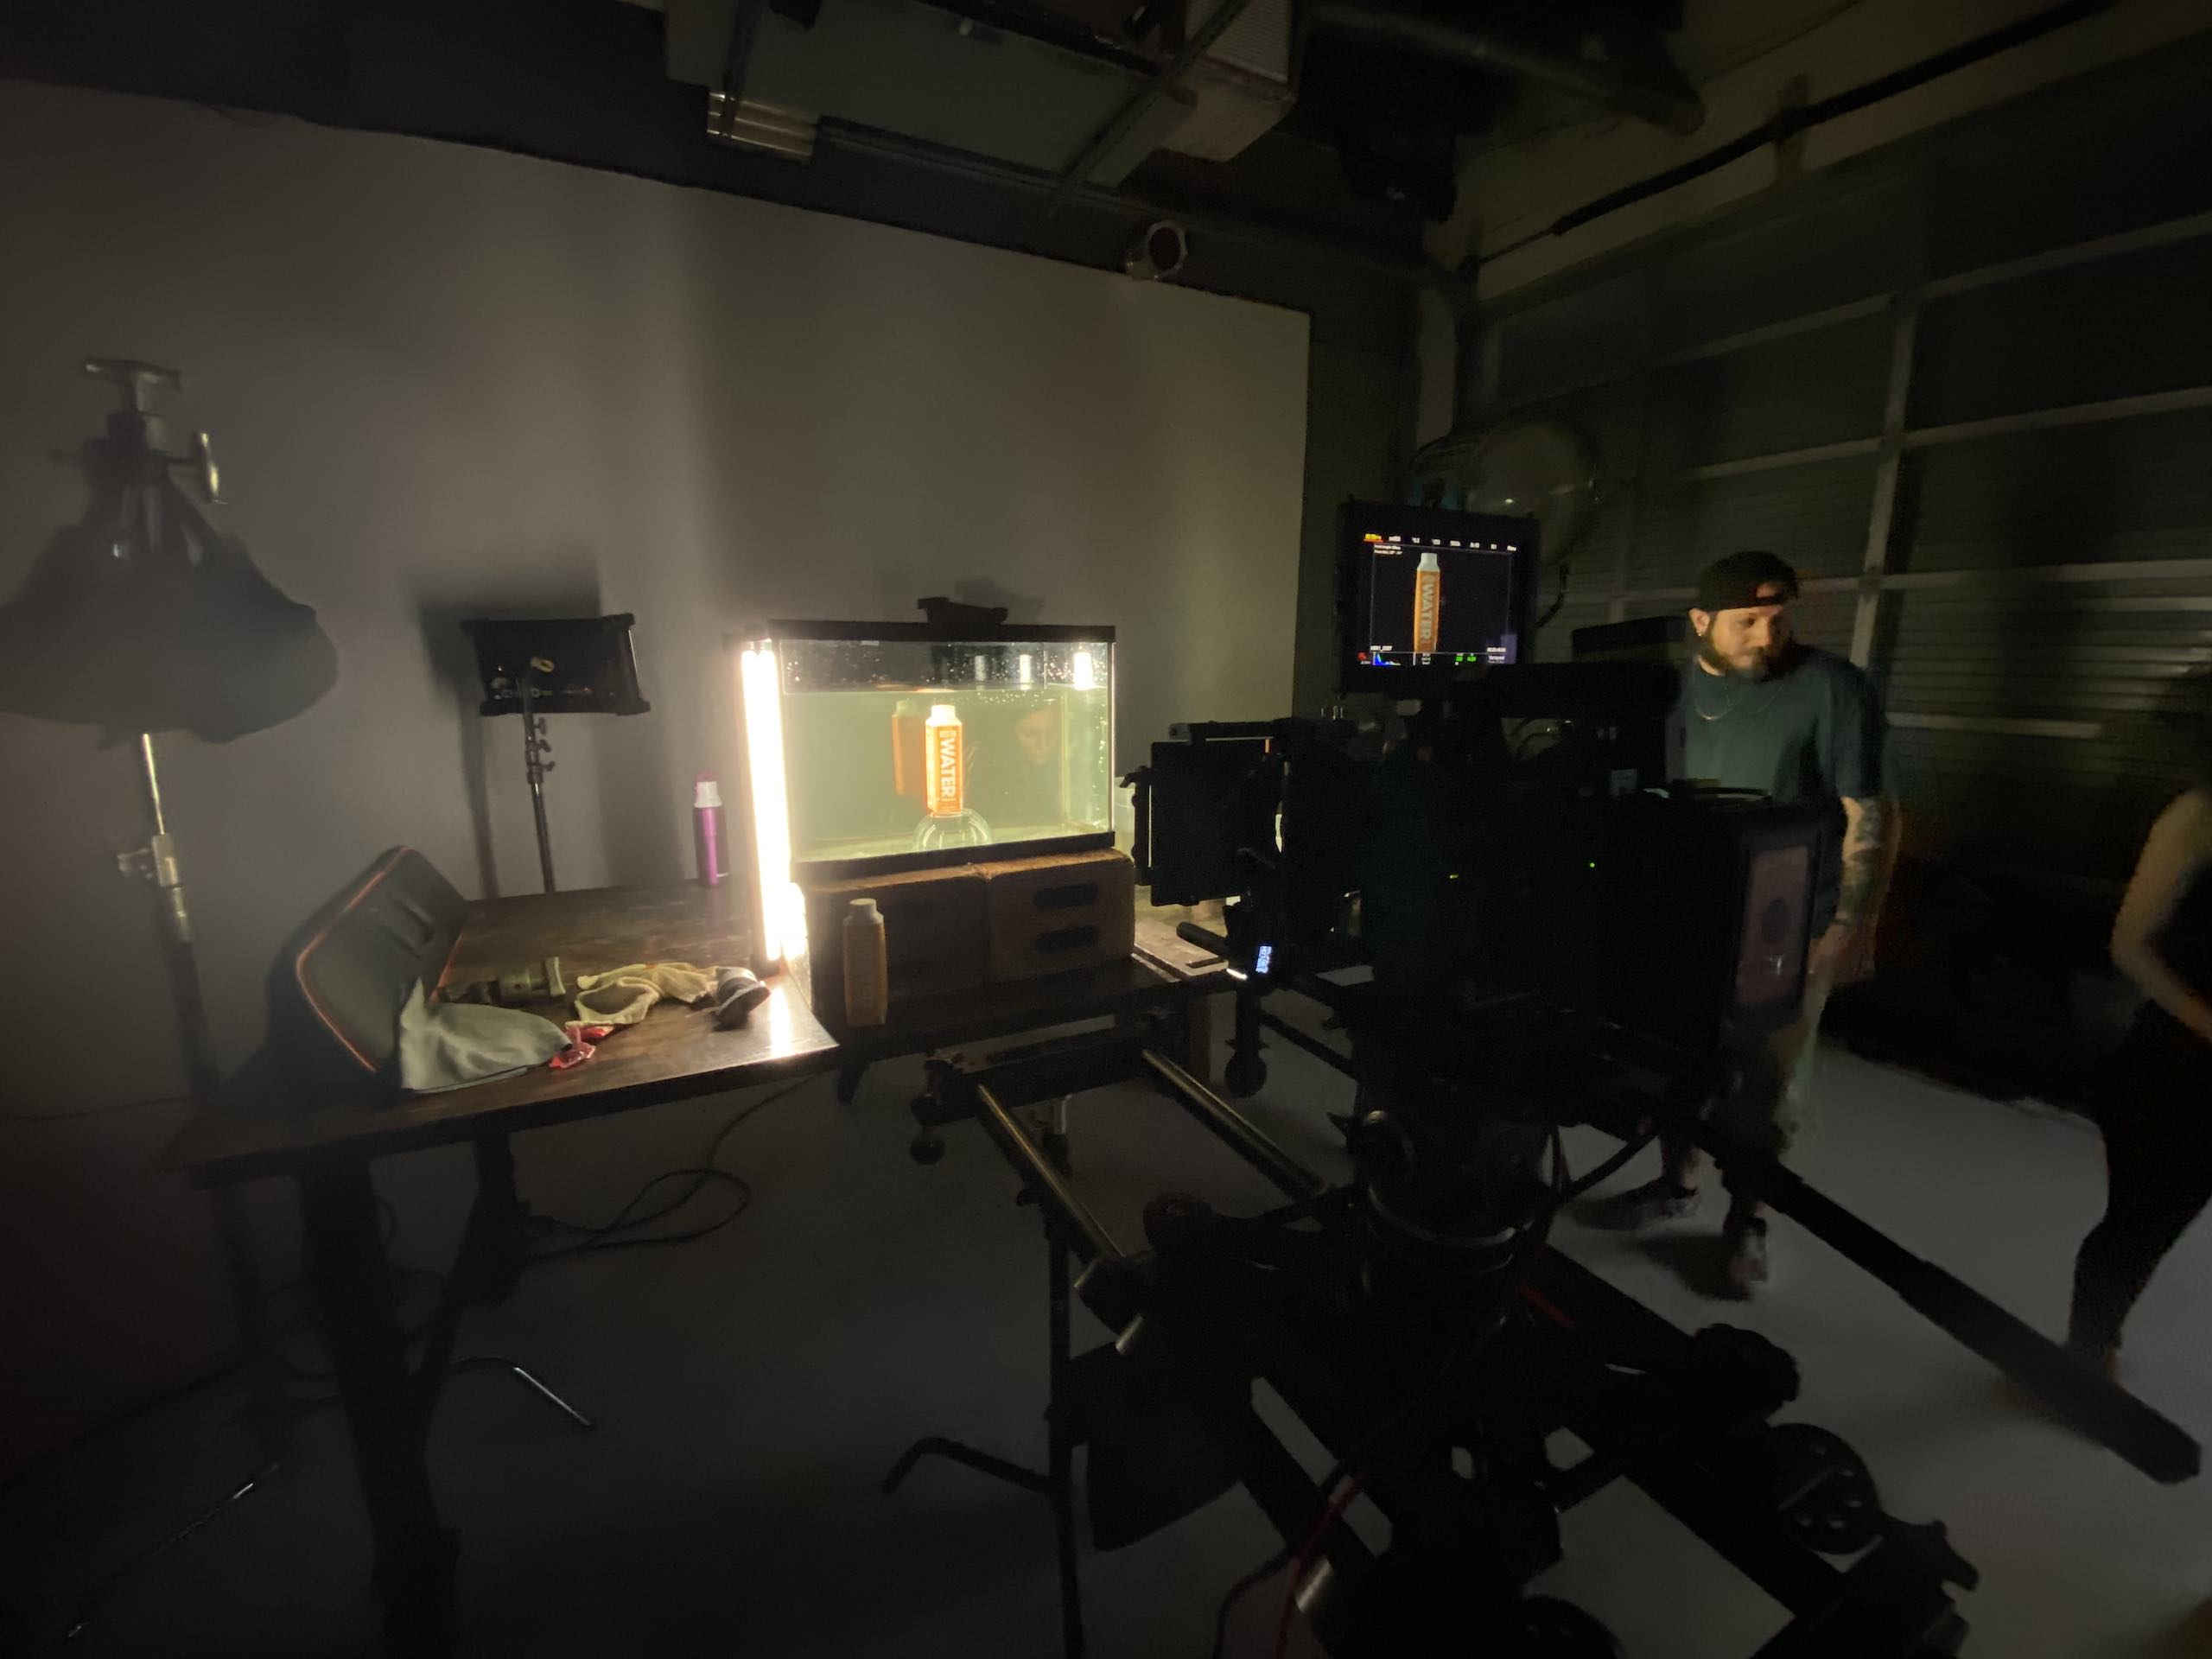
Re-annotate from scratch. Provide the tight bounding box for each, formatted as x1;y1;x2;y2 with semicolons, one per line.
1694;550;1800;613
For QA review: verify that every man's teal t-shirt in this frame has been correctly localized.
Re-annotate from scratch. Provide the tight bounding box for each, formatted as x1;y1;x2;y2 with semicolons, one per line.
1677;644;1888;934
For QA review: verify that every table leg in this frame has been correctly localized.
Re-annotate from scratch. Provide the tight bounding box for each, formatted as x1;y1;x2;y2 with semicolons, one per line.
472;1132;530;1301
299;1160;456;1658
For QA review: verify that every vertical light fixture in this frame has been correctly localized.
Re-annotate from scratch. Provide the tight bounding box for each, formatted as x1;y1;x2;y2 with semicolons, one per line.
1071;649;1096;691
737;641;797;969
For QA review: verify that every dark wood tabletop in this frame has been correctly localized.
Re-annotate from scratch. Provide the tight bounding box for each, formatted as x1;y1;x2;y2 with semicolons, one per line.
160;887;1227;1188
160;885;841;1186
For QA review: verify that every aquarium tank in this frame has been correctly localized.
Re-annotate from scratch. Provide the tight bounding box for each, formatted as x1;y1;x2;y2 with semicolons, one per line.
732;622;1116;969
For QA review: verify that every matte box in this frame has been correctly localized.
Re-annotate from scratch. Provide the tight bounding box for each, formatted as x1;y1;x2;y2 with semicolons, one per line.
800;863;988;1014
979;849;1136;982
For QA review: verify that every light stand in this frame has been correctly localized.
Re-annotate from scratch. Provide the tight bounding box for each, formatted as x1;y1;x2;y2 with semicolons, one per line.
460;614;651;898
10;363;601;1646
44;361;315;1643
60;737;298;1647
4;362;315;1645
119;732;219;1093
518;675;558;892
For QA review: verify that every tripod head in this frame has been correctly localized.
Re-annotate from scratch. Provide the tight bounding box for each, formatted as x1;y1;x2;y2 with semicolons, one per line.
68;356;222;509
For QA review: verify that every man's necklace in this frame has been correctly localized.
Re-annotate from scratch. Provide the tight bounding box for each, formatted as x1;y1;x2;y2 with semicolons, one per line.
1690;666;1782;722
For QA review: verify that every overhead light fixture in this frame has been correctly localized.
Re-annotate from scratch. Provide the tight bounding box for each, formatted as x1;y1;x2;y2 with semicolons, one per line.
706;90;818;162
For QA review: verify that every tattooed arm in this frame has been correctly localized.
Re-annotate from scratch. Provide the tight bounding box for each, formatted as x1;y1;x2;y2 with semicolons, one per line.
1815;794;1900;985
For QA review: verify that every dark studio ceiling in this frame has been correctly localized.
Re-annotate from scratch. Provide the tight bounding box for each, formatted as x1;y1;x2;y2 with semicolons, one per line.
0;0;1696;308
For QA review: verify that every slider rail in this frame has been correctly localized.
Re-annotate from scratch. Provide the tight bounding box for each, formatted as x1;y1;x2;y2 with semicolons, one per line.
1176;923;2201;1485
971;1080;1122;1267
947;1031;1981;1656
1257;1007;1358;1077
944;1032;1326;1243
1139;1048;1328;1202
1681;1123;2200;1485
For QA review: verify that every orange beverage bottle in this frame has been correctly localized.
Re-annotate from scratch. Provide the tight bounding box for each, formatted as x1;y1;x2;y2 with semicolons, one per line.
924;703;964;817
1412;551;1442;657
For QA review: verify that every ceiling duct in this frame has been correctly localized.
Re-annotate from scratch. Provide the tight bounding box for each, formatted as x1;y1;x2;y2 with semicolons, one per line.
1158;0;1295;163
1307;1;1705;136
666;0;1294;182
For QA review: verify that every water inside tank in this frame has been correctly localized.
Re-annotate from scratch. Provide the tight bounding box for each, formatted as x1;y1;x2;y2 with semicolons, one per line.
776;636;1113;866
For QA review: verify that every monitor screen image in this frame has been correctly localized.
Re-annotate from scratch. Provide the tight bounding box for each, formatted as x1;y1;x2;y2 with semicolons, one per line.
1338;504;1537;689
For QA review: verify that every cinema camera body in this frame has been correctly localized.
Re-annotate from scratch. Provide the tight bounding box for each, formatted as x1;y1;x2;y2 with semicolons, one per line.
1122;666;1916;1657
897;505;2194;1659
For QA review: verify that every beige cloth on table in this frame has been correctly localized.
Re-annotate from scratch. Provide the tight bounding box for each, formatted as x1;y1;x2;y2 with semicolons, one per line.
571;962;726;1027
397;982;568;1093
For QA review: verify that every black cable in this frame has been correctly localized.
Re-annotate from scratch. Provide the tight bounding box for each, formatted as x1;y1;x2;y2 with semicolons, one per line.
0;1360;246;1502
0;1090;196;1123
7;1080;810;1500
1210;1542;1295;1659
1533;569;1573;632
264;1264;448;1384
525;1077;804;1243
1554;1122;1660;1207
525;1171;753;1263
524;1077;810;1262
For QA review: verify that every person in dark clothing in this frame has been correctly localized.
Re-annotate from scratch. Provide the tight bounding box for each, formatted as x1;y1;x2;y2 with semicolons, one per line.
1592;550;1898;1294
2069;690;2212;1376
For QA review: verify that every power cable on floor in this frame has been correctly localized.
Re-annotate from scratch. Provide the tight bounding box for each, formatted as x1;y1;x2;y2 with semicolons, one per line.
523;1076;813;1262
0;1090;197;1123
3;1077;815;1494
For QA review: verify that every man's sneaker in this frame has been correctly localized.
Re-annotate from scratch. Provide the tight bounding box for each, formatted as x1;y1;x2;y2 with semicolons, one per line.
1725;1215;1771;1297
1586;1178;1703;1231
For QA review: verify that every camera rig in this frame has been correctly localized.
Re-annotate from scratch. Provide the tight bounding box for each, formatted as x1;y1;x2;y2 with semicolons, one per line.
895;662;2198;1658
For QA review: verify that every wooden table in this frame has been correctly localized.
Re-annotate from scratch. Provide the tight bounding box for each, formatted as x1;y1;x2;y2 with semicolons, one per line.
158;882;1224;1657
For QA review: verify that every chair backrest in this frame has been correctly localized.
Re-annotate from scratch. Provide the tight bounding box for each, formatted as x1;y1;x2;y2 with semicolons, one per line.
268;847;466;1090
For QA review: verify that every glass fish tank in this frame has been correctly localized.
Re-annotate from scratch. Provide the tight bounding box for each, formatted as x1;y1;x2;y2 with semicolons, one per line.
731;624;1116;958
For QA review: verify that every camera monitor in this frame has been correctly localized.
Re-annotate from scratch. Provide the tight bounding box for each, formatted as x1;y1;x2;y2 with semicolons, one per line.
461;614;651;717
1338;502;1538;691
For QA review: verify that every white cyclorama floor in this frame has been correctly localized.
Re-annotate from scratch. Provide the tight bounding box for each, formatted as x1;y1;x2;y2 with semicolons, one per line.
4;1016;2210;1659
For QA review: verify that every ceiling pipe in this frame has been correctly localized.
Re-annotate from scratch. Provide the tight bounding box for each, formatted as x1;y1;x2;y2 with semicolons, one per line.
1465;0;2118;272
1307;1;1706;136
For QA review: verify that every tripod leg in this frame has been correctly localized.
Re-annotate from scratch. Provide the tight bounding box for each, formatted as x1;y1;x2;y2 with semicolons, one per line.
64;1462;277;1643
449;1357;596;1433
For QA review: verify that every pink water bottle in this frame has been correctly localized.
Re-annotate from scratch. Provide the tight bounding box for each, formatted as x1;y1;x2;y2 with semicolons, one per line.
693;774;727;887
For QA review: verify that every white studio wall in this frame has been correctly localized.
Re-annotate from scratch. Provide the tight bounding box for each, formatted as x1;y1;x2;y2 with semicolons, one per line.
0;77;1308;1100
0;78;1307;1468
